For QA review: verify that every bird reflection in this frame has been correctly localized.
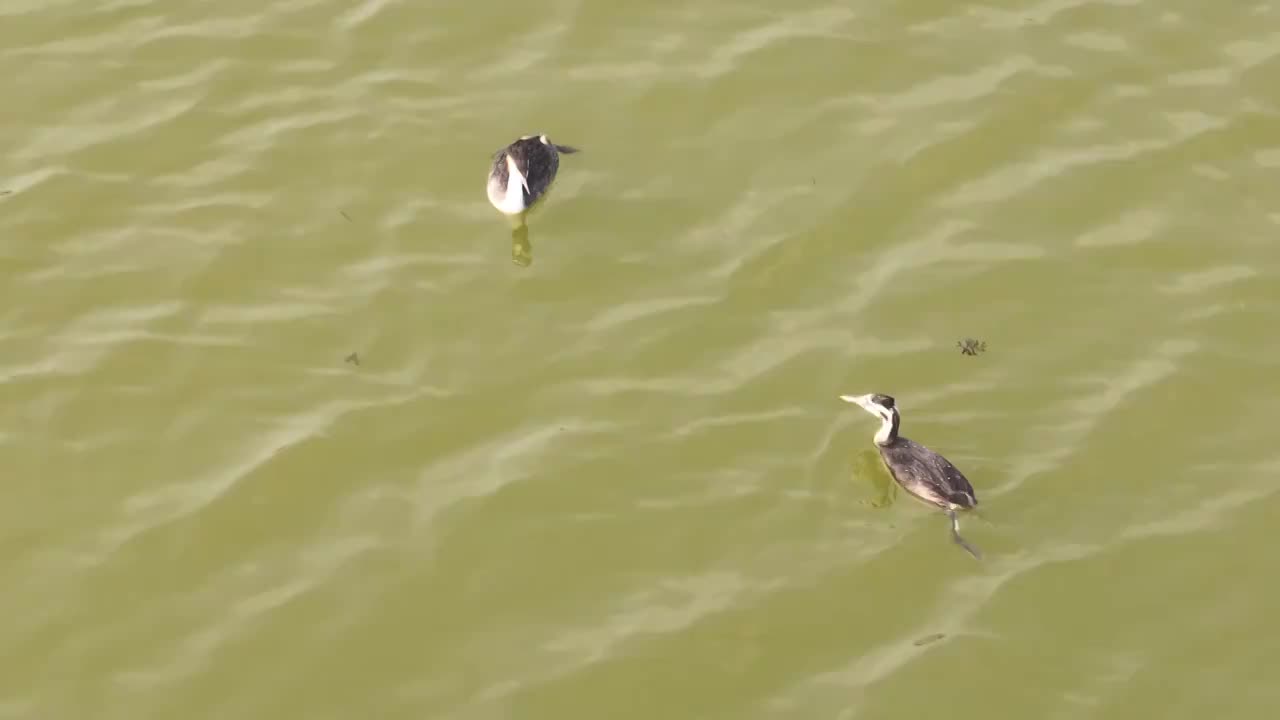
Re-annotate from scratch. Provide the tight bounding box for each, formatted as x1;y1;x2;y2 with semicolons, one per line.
511;222;533;267
854;450;898;509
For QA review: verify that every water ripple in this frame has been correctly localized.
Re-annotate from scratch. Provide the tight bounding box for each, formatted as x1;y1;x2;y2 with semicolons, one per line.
4;1;1278;717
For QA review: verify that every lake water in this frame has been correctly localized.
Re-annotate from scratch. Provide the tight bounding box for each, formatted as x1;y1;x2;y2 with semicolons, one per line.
3;0;1279;718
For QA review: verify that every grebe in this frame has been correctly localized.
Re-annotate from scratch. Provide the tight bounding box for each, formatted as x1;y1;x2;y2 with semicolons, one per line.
840;393;982;559
486;134;579;221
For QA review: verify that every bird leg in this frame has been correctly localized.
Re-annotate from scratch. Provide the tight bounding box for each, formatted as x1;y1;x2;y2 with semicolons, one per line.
948;509;983;560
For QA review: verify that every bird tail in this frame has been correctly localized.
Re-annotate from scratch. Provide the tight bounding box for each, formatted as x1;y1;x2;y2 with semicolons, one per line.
555;144;580;154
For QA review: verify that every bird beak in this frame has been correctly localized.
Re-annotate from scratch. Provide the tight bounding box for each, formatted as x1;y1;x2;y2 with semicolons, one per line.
838;394;875;412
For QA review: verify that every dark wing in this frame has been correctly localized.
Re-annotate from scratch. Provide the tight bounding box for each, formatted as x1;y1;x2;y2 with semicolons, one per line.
520;142;560;202
880;437;978;508
489;148;509;183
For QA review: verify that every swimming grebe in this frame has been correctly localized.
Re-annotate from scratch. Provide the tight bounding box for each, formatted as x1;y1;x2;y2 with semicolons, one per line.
840;393;982;559
486;134;579;220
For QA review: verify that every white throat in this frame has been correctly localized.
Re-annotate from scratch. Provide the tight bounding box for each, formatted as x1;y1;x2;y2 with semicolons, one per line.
874;412;895;445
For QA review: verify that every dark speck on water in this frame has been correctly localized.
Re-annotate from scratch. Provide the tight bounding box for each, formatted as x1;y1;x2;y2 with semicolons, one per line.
957;338;987;356
0;190;11;196
345;352;360;366
913;633;946;646
340;210;352;222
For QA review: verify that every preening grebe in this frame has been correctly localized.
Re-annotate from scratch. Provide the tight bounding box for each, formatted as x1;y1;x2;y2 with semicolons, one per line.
486;134;579;220
841;393;982;559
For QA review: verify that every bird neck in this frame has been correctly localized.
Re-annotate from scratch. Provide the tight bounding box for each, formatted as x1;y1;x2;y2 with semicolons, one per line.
874;411;900;445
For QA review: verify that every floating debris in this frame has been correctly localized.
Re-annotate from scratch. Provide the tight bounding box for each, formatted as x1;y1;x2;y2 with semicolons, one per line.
913;633;946;647
345;352;360;366
957;338;987;356
339;210;352;222
0;190;11;196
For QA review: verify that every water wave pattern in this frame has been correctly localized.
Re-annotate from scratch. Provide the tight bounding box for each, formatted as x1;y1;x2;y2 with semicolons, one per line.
3;0;1279;718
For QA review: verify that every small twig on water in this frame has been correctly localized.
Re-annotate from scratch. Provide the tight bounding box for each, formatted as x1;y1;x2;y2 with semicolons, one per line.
913;633;946;647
